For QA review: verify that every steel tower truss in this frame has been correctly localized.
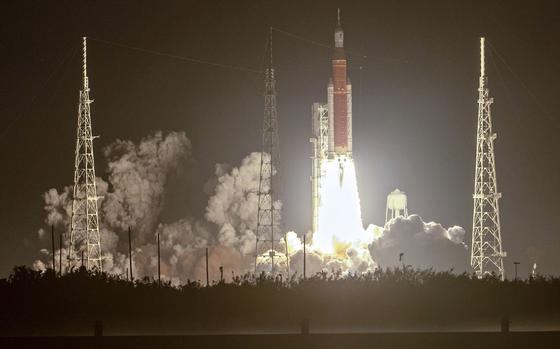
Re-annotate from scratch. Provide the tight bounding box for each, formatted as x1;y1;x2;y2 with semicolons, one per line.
69;37;103;271
471;37;506;280
255;29;282;275
310;103;328;235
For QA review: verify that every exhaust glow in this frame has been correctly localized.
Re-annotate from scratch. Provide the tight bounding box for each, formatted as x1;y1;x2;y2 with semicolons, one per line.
313;156;374;256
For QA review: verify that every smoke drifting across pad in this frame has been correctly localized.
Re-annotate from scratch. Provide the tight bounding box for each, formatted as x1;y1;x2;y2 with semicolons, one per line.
35;131;469;282
36;136;288;283
370;215;469;272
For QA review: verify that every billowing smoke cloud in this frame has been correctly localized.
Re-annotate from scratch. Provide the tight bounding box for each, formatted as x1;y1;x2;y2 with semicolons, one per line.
36;131;470;283
37;132;195;279
36;138;271;284
285;245;376;277
102;131;192;246
135;217;212;284
370;214;469;272
205;152;262;254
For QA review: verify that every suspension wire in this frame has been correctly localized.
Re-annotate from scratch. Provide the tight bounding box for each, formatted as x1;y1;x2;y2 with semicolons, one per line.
487;42;554;185
271;26;408;64
271;26;364;59
487;41;559;129
89;37;262;74
254;32;270;96
1;28;405;141
0;43;79;140
487;45;521;123
272;26;336;51
486;46;526;182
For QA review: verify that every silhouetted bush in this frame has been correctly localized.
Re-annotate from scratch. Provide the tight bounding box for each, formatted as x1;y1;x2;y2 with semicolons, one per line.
1;265;559;335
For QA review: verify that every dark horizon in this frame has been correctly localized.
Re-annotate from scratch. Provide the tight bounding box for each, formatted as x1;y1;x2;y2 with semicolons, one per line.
1;0;559;278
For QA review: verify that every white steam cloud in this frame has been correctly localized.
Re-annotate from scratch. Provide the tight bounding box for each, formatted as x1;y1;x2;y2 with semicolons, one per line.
36;134;267;283
101;131;192;245
370;214;469;272
36;131;470;282
205;152;263;256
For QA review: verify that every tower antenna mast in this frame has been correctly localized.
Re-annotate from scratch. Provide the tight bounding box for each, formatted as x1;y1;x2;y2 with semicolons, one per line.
255;27;282;275
337;8;341;26
471;37;506;280
69;37;103;271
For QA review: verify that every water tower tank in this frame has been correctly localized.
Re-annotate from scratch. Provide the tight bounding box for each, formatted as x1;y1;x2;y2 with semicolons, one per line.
386;189;408;224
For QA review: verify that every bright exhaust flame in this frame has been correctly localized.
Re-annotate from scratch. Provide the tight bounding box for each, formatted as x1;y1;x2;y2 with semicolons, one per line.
313;156;375;258
255;155;379;276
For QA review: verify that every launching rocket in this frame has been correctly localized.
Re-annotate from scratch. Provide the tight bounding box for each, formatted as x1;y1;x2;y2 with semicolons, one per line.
328;10;352;158
310;10;358;232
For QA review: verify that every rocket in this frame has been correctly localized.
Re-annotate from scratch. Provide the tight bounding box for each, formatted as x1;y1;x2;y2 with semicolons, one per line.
328;9;352;158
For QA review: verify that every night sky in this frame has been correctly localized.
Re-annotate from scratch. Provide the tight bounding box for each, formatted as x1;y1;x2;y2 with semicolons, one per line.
1;0;559;278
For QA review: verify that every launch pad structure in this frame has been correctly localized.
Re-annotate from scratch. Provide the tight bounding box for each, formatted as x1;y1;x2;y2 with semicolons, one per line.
44;16;508;281
69;37;103;271
310;103;329;234
255;28;284;275
470;37;506;280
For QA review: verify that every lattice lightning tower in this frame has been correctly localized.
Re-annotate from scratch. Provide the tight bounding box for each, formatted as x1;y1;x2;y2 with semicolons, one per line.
69;37;103;271
255;28;281;274
470;37;506;280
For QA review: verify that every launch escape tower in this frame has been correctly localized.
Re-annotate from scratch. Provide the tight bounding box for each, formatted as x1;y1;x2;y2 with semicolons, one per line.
69;37;103;271
470;37;505;280
255;28;281;274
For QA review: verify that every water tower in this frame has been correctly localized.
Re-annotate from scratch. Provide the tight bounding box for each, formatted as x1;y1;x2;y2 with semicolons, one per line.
385;189;408;224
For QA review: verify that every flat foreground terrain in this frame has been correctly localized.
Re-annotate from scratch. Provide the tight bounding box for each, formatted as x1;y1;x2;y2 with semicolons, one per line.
2;332;560;349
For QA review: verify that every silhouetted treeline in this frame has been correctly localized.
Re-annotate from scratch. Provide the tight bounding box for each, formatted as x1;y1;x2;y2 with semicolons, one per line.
1;266;560;335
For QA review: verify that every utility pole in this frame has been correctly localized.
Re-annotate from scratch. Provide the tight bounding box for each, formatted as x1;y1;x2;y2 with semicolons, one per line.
69;37;103;271
256;27;281;276
59;232;63;276
514;262;520;280
303;234;306;280
205;247;209;287
157;230;161;286
51;225;56;273
470;37;506;281
128;227;133;282
67;222;71;271
284;233;290;281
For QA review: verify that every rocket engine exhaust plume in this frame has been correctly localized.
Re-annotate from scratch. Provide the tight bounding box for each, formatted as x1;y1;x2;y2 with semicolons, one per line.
313;158;371;254
305;11;377;275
